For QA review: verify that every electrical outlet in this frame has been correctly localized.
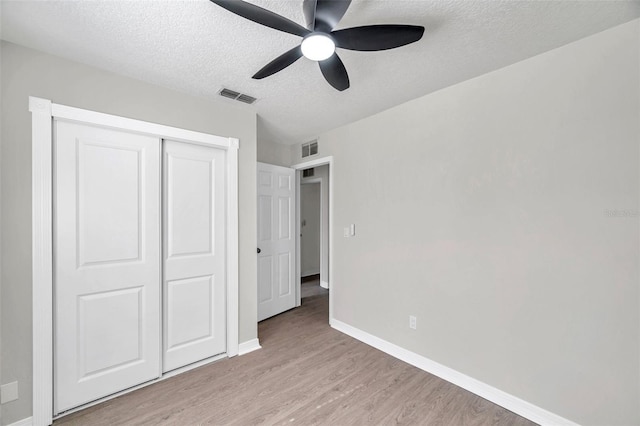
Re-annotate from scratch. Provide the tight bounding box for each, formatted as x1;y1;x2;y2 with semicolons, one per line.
1;381;18;404
409;315;417;330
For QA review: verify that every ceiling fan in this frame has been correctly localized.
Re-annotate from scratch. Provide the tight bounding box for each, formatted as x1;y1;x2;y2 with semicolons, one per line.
209;0;425;91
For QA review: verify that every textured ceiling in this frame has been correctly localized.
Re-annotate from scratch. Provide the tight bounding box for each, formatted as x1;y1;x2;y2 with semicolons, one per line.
2;0;639;145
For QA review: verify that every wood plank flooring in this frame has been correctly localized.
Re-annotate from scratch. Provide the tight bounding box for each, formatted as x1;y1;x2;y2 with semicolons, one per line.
301;275;328;298
55;283;535;425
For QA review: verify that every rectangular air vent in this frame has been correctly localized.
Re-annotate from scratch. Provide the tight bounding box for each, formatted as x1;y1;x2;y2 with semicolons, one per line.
302;168;314;178
302;140;318;158
219;88;240;99
218;88;257;105
237;94;257;104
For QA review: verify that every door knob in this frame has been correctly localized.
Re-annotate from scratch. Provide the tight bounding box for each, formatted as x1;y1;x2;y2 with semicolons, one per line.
257;248;261;254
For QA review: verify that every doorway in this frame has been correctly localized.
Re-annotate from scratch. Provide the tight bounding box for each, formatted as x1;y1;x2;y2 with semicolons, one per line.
292;157;333;321
255;157;333;324
299;167;329;307
300;181;321;279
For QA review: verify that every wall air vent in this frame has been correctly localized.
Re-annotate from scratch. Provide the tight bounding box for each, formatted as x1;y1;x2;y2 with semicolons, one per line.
302;140;318;158
218;88;257;105
303;168;315;178
237;94;257;104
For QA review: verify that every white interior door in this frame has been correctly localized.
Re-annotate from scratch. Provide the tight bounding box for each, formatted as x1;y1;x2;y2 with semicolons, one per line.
54;121;161;413
163;140;226;372
257;162;296;321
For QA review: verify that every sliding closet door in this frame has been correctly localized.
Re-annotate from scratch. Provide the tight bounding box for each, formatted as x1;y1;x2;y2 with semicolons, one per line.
163;140;226;372
54;121;161;414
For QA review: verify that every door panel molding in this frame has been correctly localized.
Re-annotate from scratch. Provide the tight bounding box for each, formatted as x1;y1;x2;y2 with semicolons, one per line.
166;275;215;350
30;97;239;425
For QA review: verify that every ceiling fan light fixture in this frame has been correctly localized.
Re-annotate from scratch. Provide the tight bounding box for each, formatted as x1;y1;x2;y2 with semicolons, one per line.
301;33;336;61
209;0;425;91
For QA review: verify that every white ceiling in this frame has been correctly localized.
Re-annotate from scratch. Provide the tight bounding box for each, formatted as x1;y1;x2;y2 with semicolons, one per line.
2;0;639;145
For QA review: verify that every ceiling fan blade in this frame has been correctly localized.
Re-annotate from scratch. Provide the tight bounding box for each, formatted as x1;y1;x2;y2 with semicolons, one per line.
210;0;310;38
319;54;350;91
253;46;304;79
332;25;425;51
314;0;351;32
302;0;317;30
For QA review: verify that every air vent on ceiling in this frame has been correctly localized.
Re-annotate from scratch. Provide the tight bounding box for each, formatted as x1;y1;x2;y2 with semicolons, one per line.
303;168;315;178
302;140;318;158
237;94;257;104
219;88;240;99
218;88;257;105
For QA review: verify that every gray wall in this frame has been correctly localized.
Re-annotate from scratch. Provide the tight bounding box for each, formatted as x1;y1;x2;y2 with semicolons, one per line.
0;41;258;425
256;137;291;167
291;20;640;425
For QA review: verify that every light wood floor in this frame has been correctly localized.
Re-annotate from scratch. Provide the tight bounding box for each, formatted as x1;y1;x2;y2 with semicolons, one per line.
55;282;535;425
301;275;328;298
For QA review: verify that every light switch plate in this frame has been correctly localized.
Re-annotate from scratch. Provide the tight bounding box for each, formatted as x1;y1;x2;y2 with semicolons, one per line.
343;227;350;237
409;316;417;330
349;224;356;236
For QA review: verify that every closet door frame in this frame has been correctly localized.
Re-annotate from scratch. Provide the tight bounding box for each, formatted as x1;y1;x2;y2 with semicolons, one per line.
30;96;240;426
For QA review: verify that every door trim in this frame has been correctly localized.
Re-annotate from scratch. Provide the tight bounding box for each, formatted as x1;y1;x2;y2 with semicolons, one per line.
30;97;240;425
291;156;334;322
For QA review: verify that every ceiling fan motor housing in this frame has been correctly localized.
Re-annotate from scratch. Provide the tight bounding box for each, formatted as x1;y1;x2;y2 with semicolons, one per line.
301;32;336;61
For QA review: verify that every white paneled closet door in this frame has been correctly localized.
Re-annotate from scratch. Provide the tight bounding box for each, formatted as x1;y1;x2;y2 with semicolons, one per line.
54;121;161;414
163;140;226;372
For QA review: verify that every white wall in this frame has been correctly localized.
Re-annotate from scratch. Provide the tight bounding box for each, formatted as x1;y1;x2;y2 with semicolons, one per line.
301;182;321;276
0;41;258;425
291;20;640;426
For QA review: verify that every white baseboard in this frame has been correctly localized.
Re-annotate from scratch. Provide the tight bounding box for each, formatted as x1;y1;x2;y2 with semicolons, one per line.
7;417;33;426
320;280;329;289
330;319;578;426
301;270;320;278
238;338;262;356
